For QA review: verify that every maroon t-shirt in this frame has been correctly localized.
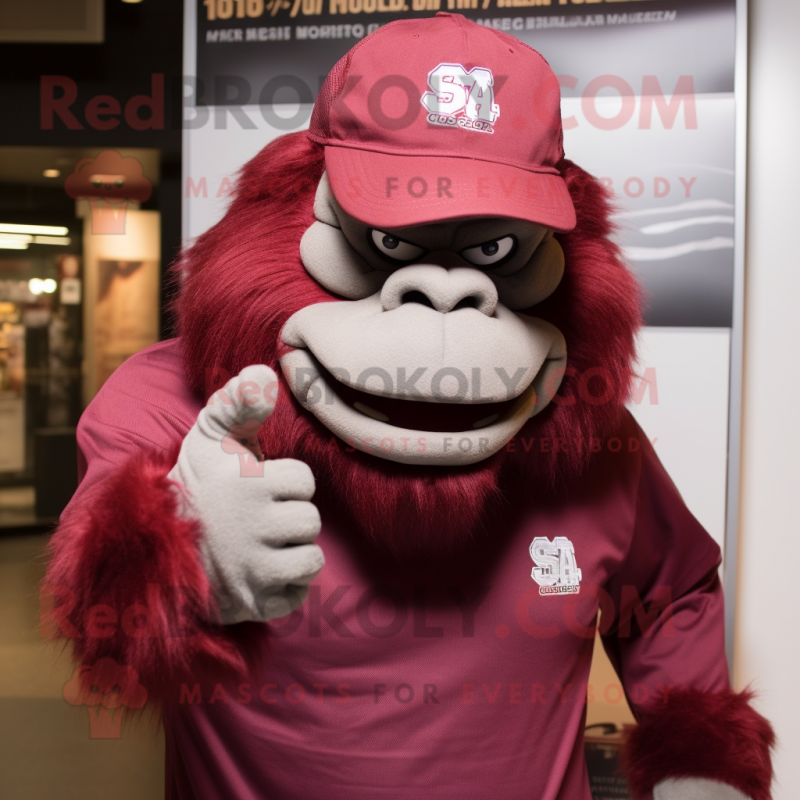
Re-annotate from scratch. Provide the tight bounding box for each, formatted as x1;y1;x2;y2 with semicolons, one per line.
69;339;729;800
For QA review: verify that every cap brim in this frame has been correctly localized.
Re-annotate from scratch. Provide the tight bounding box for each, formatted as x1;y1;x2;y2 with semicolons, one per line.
325;146;576;232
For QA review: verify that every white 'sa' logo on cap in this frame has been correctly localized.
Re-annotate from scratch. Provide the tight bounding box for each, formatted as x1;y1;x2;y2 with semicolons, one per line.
420;63;500;134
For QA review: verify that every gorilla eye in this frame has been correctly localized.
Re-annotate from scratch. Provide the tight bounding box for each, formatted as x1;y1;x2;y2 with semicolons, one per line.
114;178;125;188
461;235;517;267
369;229;426;262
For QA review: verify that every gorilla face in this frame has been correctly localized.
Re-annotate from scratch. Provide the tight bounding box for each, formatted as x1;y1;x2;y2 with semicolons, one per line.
279;173;568;467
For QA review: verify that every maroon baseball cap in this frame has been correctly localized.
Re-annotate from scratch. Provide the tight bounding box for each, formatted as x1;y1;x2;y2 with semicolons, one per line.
308;13;575;231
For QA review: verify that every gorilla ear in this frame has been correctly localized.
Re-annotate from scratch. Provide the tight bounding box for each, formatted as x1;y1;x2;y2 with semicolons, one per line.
493;235;565;310
313;172;340;227
299;173;385;299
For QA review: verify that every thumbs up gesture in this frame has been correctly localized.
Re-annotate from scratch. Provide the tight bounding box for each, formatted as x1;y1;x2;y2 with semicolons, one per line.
167;365;324;624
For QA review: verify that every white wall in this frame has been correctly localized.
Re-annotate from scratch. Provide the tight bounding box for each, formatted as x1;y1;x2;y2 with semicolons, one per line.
735;1;800;796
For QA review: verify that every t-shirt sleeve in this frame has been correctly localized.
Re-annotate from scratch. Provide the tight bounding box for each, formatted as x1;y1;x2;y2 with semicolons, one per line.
63;340;200;516
600;435;730;717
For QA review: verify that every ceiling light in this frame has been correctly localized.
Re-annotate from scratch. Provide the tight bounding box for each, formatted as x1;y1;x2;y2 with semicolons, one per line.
29;279;44;295
42;279;58;294
0;241;29;250
0;234;33;243
43;169;61;178
32;236;71;246
0;223;69;236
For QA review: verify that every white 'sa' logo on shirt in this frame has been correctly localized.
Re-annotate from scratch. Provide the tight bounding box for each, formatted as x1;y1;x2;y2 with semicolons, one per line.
530;537;582;595
420;63;500;134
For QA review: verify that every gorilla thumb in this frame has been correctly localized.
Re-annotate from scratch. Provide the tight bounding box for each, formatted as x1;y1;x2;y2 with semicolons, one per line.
198;364;279;439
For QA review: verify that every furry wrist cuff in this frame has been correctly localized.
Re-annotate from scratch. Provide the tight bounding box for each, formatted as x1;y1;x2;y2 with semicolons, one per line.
43;450;264;709
621;688;775;800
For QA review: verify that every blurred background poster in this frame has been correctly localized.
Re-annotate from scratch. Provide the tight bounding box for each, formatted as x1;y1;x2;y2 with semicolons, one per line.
81;208;160;402
93;258;159;391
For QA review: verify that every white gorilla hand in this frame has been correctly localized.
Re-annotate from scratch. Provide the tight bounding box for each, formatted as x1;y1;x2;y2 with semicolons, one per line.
167;365;324;624
654;778;751;800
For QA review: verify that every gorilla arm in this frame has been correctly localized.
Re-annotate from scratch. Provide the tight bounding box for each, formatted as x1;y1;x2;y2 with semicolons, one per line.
603;433;774;800
44;349;321;707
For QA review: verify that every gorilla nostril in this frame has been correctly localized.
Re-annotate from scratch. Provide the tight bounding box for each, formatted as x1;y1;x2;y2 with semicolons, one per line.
382;266;499;315
453;296;480;311
401;290;435;309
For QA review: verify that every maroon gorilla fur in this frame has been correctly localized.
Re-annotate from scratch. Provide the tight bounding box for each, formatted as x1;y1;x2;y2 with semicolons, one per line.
622;688;776;800
176;131;643;560
45;451;264;708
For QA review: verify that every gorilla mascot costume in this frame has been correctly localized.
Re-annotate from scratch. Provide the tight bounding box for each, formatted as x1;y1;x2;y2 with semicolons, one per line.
46;13;775;800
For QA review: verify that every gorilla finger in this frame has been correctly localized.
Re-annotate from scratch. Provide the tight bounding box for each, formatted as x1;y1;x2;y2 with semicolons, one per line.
256;543;325;587
261;459;316;500
254;585;310;621
199;365;280;437
262;501;321;546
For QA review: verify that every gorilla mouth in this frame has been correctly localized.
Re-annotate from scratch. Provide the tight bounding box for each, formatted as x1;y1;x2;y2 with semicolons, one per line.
316;362;526;433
